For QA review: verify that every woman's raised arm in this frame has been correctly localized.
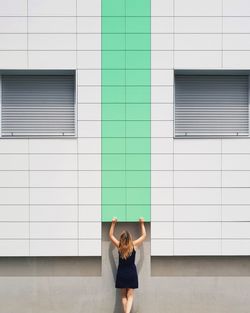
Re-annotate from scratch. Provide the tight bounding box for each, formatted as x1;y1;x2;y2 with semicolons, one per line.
109;217;120;248
133;217;146;248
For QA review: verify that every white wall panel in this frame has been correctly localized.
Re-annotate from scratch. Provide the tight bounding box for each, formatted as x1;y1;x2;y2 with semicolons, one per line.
0;240;29;256
151;51;173;69
78;121;101;137
78;154;101;170
222;240;250;255
151;188;173;205
222;172;250;187
77;0;101;16
152;34;173;50
78;138;101;154
223;17;250;33
151;86;173;103
28;0;76;16
222;139;250;153
0;171;28;187
175;0;221;16
0;34;27;50
151;205;173;221
222;189;250;205
151;17;173;33
0;51;27;68
151;154;173;170
0;206;29;221
174;139;221;154
151;104;173;121
223;0;250;16
29;34;76;50
174;188;221;205
222;205;250;221
151;69;173;86
151;171;173;188
151;239;173;255
174;171;220;187
30;205;78;222
151;0;173;16
78;70;101;86
222;222;250;238
78;104;101;120
151;222;173;238
30;222;77;239
174;205;221;222
29;139;77;153
77;17;100;33
175;34;221;50
77;34;101;50
79;222;101;239
78;86;101;103
0;17;27;33
79;171;101;187
175;51;222;68
30;188;77;205
29;51;76;69
0;0;27;16
79;239;101;256
79;205;101;221
174;155;221;170
174;222;221;238
79;188;101;205
30;240;78;256
30;155;77;170
29;17;76;33
174;239;221;255
30;171;77;188
223;51;250;68
175;17;221;33
0;222;29;238
0;188;29;205
77;51;101;69
222;155;250;170
151;138;173;153
224;34;250;50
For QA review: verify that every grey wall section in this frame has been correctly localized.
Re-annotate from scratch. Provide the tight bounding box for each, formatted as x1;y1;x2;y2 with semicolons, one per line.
0;223;250;313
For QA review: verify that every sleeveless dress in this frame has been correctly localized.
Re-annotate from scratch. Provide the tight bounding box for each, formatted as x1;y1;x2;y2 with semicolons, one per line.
115;247;138;289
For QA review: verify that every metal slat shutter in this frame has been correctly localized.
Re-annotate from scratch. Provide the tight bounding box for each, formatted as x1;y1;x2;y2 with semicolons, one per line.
175;75;249;137
1;75;75;137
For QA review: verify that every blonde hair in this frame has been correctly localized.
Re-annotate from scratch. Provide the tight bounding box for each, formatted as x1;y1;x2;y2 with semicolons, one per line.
118;230;133;260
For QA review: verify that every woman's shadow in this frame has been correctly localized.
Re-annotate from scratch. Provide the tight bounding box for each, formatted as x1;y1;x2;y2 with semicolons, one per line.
108;225;145;313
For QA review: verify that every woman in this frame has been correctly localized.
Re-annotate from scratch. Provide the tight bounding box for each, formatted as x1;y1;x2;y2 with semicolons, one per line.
109;217;146;313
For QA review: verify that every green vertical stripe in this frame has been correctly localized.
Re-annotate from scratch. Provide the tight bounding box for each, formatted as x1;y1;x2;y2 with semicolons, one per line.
102;0;151;222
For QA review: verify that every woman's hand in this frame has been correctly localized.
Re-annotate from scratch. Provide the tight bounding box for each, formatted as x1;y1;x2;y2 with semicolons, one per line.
139;217;144;223
112;217;117;223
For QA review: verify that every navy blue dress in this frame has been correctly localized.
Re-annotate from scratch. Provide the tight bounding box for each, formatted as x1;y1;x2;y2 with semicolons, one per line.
115;247;138;289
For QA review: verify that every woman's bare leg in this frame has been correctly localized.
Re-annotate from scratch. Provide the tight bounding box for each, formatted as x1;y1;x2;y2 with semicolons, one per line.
125;288;134;313
121;288;127;313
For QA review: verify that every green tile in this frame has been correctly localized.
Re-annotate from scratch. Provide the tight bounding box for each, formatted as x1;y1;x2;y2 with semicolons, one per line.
126;120;150;137
126;69;150;86
126;187;151;205
102;86;125;103
102;171;126;187
102;154;126;170
126;138;150;153
102;69;126;86
102;51;125;69
126;171;150;187
102;17;125;33
126;205;150;222
126;0;151;17
126;104;150;120
102;205;126;221
126;51;150;69
102;121;126;137
102;0;125;16
102;34;125;50
126;17;150;33
102;104;126;120
102;187;126;205
126;34;150;50
126;86;150;103
102;138;126;154
126;154;150;171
